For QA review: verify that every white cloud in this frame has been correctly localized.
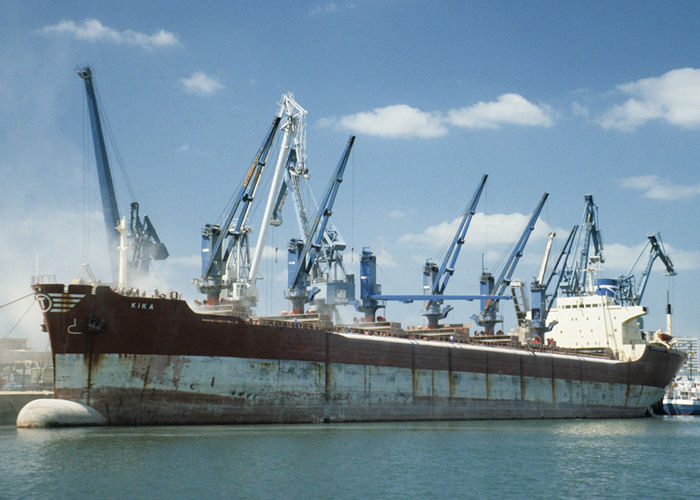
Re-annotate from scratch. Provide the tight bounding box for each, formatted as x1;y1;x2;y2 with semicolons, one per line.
310;2;338;15
176;144;210;157
388;209;406;218
447;93;554;129
398;212;556;248
180;72;225;96
599;68;700;130
41;18;180;50
309;2;356;15
399;217;461;246
620;175;700;200
376;248;401;267
339;104;448;138
336;94;553;137
572;102;589;118
604;241;697;272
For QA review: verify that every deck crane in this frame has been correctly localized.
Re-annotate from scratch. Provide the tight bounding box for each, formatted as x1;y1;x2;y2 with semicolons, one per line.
519;225;578;340
474;193;548;335
286;136;355;314
617;233;676;306
422;174;488;328
77;66;168;287
560;195;603;296
193;116;281;310
270;95;355;318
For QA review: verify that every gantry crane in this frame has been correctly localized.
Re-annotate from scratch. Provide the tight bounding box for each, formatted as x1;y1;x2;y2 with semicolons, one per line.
77;67;168;288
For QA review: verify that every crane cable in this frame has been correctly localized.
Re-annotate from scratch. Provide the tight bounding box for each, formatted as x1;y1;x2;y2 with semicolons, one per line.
350;148;354;262
82;92;90;263
94;86;137;202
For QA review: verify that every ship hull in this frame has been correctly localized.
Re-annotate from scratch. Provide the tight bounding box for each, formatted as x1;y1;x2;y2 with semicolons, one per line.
36;284;684;425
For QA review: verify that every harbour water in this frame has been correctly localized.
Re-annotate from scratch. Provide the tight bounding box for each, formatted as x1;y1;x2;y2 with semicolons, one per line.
1;417;697;499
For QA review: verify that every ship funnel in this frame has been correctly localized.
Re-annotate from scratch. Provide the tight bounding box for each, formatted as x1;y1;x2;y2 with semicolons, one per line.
594;279;620;304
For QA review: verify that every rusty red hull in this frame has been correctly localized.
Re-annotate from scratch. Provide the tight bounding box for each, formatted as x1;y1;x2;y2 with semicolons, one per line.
35;284;684;425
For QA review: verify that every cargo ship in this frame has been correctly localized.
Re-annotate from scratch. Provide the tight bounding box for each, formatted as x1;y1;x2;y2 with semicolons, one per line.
27;279;683;425
17;70;684;426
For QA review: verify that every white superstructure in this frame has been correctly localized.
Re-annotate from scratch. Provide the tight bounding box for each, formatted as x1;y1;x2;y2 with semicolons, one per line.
546;294;648;361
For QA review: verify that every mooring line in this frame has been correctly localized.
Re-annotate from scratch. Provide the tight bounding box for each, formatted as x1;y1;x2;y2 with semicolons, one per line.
0;292;34;309
2;297;36;340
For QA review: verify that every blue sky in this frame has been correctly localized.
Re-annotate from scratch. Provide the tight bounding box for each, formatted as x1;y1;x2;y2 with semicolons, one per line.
1;1;699;348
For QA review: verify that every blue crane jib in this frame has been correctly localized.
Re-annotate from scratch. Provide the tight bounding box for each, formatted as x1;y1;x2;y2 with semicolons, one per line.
77;66;168;284
77;66;120;275
197;116;282;303
614;233;676;306
475;192;548;335
269;97;354;317
561;195;604;296
286;136;355;314
423;174;488;328
357;248;512;324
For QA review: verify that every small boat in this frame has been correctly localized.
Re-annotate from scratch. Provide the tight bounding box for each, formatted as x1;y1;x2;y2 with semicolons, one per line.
662;377;700;415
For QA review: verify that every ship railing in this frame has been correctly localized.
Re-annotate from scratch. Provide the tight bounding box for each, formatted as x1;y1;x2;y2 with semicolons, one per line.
115;287;181;300
335;325;615;358
249;317;334;331
251;317;615;359
31;275;56;285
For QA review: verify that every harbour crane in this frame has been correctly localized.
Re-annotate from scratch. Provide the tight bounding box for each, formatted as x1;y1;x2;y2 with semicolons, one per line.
193;116;281;310
515;225;578;340
617;233;676;306
77;66;168;288
356;176;514;326
422;174;488;328
286;136;355;314
270;95;355;319
560;195;603;296
270;95;311;235
356;248;512;324
474;193;548;335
